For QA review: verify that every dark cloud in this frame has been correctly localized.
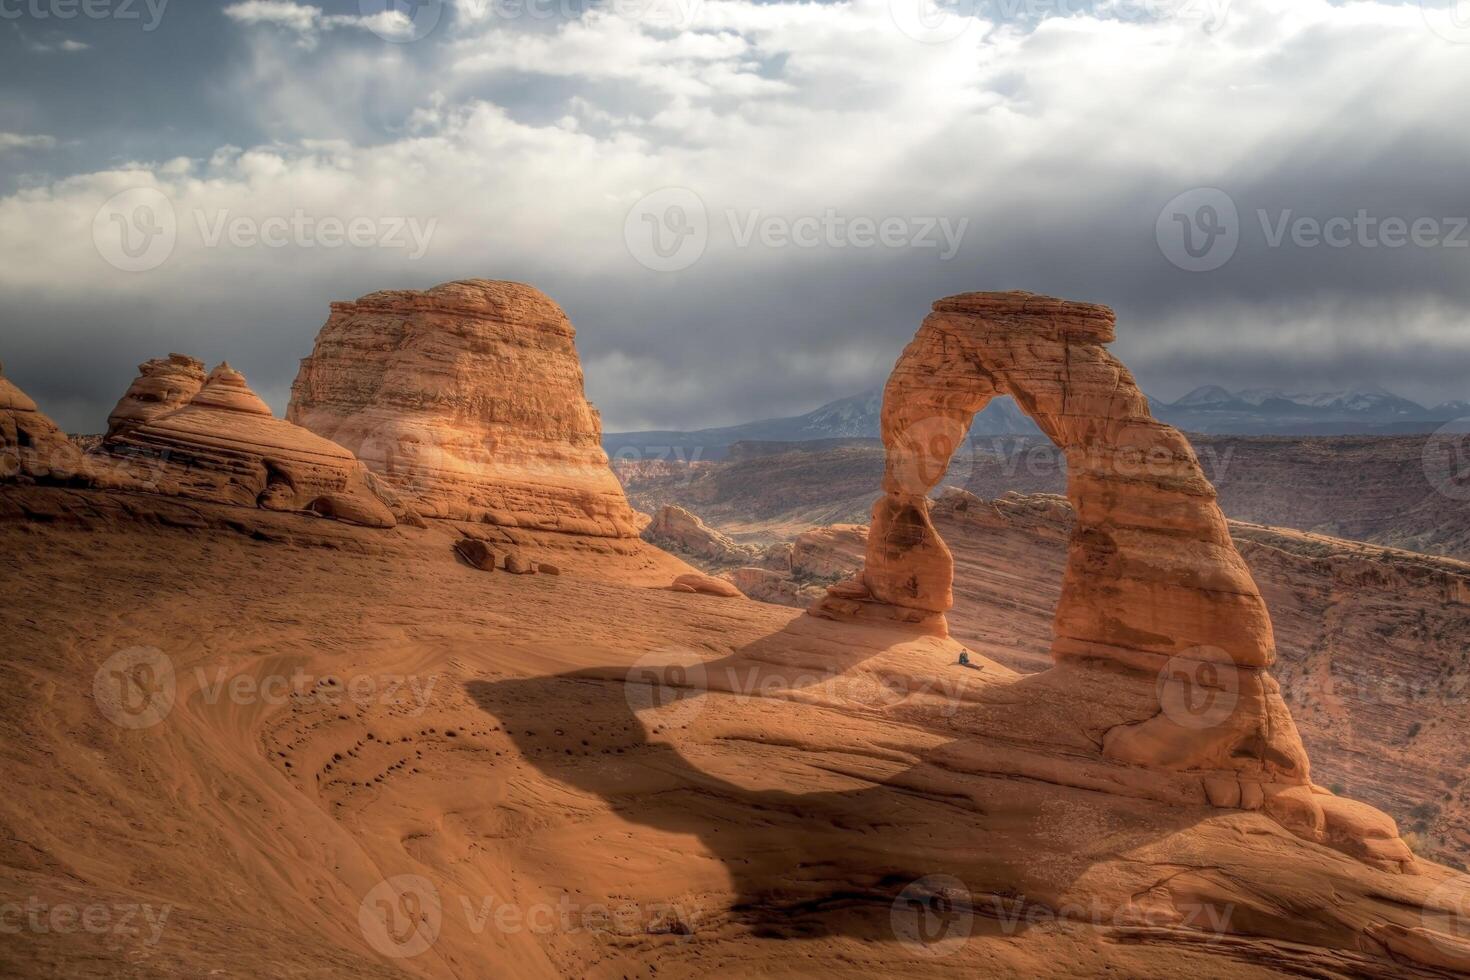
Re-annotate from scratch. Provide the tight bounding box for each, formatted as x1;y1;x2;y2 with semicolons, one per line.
2;0;1468;435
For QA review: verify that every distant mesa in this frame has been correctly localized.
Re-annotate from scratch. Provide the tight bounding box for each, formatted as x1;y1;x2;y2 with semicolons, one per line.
106;353;207;441
0;360;87;484
289;279;641;538
98;361;397;527
811;289;1414;872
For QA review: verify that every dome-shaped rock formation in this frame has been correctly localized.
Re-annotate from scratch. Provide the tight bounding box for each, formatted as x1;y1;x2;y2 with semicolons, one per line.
811;291;1410;869
105;353;207;441
0;360;87;483
100;362;396;527
287;279;640;537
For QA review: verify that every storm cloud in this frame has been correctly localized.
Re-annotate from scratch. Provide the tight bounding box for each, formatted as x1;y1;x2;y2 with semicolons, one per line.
2;0;1468;433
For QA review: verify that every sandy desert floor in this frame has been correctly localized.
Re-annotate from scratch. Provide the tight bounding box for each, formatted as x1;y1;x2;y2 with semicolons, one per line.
2;487;1468;978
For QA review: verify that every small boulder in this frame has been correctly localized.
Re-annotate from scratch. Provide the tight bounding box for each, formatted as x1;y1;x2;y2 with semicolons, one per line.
504;551;536;575
537;563;561;576
672;573;741;598
455;538;498;571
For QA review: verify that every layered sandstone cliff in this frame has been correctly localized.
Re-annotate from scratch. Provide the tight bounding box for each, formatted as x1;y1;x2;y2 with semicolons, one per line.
287;279;639;537
100;362;396;527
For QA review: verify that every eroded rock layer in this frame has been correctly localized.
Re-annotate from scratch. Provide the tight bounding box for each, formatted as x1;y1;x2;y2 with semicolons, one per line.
808;291;1409;867
0;361;86;483
287;279;639;537
101;363;396;527
105;353;207;441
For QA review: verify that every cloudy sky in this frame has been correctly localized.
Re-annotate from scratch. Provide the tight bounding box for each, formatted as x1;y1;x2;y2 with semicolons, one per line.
2;0;1468;432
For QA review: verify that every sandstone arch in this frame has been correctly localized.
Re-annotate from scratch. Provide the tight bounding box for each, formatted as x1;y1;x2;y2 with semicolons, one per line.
812;292;1312;787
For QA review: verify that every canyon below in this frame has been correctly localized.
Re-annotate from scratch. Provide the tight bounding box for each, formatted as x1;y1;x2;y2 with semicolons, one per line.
3;282;1470;979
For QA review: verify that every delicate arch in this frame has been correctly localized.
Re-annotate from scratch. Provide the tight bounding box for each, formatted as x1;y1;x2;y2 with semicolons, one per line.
813;292;1308;783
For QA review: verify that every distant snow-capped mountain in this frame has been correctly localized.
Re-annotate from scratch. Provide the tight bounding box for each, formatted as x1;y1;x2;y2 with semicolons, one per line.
604;387;1040;459
606;383;1463;459
1156;385;1457;434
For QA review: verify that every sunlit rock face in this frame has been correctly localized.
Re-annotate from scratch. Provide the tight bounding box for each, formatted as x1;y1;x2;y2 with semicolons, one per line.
105;353;207;442
288;279;640;538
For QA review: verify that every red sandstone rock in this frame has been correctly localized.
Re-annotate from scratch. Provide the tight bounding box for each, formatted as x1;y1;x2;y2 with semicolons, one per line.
105;353;206;441
455;538;498;571
790;523;867;580
726;566;822;606
643;504;757;563
100;363;396;527
808;290;1408;870
287;280;639;538
672;572;741;598
0;361;86;483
